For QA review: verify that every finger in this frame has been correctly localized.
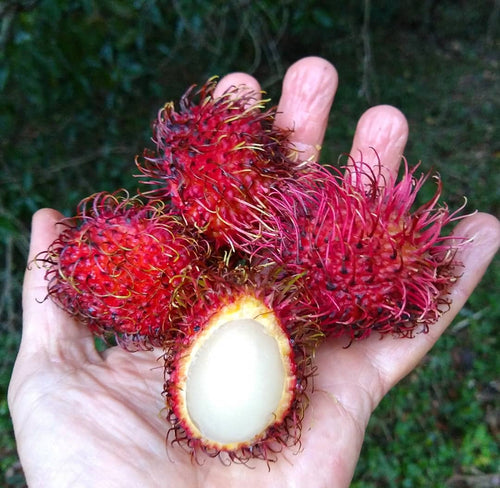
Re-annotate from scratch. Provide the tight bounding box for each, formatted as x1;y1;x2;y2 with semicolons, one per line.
20;208;98;362
372;212;500;390
213;72;261;105
274;56;338;162
348;105;409;181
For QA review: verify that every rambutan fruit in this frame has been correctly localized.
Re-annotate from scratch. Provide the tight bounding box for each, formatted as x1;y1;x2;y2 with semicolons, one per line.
163;264;321;464
32;70;468;466
136;79;303;250
37;191;209;349
261;159;463;341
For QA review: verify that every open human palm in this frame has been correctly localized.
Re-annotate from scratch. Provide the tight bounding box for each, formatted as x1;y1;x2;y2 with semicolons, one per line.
9;57;500;488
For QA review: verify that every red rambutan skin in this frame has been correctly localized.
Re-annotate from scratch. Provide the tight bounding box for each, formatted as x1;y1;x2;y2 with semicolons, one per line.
258;159;464;341
162;263;321;464
136;79;303;250
37;191;209;349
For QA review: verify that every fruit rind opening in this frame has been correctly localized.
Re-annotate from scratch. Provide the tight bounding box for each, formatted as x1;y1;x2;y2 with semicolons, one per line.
171;294;296;451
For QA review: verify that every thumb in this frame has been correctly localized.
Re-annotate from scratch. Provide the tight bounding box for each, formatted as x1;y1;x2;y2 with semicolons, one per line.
18;208;98;362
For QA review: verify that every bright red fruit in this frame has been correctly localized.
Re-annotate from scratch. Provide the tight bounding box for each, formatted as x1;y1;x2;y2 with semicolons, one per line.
262;160;464;341
137;79;302;250
162;263;320;465
38;191;207;348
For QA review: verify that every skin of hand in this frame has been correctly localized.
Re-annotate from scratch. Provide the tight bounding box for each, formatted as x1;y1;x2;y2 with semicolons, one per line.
8;56;500;488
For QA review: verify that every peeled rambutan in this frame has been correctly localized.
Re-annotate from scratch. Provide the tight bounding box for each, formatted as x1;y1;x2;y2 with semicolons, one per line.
37;191;209;348
162;263;321;464
260;159;464;341
136;79;302;250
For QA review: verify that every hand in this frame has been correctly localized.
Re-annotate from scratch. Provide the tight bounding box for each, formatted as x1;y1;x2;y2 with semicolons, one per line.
8;57;500;488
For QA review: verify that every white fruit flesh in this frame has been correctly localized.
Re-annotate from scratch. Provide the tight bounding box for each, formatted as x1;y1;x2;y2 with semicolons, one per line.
177;295;295;449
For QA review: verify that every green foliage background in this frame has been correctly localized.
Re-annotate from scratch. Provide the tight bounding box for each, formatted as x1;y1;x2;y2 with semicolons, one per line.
1;1;498;486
